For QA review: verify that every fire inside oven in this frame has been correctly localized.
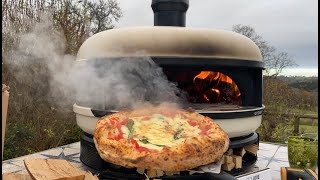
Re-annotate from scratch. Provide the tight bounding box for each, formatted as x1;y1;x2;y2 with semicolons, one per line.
163;70;242;105
154;63;263;109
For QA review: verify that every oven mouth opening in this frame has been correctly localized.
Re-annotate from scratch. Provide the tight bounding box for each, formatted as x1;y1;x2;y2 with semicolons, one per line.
164;70;242;106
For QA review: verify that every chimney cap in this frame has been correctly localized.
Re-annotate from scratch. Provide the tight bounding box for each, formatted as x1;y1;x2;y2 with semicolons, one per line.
151;0;189;26
151;0;189;12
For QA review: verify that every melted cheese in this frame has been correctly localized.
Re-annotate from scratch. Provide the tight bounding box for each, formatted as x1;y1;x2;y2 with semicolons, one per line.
121;125;129;137
122;114;201;150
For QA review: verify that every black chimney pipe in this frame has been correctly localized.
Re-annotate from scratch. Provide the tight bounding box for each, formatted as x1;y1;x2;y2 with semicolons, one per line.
151;0;189;27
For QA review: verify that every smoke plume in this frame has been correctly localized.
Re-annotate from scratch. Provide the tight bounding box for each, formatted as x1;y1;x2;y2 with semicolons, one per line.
7;15;185;111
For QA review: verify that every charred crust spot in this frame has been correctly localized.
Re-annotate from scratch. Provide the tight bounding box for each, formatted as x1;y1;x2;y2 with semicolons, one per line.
211;141;215;146
164;157;169;161
110;145;116;149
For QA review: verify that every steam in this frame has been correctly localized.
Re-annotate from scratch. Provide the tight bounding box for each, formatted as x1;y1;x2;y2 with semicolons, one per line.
71;56;185;110
7;15;185;111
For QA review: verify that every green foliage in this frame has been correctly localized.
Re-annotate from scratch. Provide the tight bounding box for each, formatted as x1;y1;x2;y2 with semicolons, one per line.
4;117;81;160
4;122;35;160
63;126;81;145
258;77;318;143
288;137;318;170
270;122;294;143
299;125;318;134
300;118;318;126
289;80;318;92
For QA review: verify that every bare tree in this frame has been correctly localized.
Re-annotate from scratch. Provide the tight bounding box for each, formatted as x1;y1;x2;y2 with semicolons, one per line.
50;0;122;53
232;24;296;77
1;0;122;159
2;0;122;56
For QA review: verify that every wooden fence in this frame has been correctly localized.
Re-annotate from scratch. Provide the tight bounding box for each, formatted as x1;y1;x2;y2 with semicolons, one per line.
264;112;318;135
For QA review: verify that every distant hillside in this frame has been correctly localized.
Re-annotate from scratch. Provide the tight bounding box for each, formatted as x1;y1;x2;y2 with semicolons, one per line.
277;76;318;92
290;80;318;92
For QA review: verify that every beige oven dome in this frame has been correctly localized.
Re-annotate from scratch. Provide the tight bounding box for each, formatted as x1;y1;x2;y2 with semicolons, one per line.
76;26;262;61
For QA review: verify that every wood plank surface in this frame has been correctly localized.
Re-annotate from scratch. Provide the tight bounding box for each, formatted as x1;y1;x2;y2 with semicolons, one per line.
2;173;32;180
24;159;86;180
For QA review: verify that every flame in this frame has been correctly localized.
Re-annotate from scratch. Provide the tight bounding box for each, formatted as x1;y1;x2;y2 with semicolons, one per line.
195;71;220;81
193;71;241;103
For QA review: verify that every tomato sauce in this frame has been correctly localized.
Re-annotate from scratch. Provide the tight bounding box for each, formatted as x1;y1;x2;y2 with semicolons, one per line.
107;117;129;140
187;119;211;135
187;119;199;127
130;139;158;153
200;124;212;135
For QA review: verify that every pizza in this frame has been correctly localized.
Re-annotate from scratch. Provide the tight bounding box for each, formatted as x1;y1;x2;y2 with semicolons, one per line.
93;105;229;172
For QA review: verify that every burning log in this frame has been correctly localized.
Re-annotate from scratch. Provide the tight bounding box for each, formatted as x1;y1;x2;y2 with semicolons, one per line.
192;71;242;104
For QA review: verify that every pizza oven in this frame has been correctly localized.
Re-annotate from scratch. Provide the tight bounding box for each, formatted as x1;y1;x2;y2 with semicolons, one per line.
73;0;264;178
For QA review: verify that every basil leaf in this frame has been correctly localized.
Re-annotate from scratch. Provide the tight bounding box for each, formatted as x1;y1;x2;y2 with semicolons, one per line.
126;119;134;139
174;129;183;140
140;139;149;144
154;144;164;147
140;139;164;147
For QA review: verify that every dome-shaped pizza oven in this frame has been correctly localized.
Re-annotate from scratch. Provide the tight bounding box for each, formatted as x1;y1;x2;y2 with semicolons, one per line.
76;26;262;61
74;26;264;138
74;0;265;175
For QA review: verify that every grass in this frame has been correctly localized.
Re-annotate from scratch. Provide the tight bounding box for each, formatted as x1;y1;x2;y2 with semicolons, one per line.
266;104;318;118
300;118;318;126
299;125;318;134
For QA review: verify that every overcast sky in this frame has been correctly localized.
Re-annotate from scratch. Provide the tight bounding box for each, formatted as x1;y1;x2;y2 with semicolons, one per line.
116;0;318;75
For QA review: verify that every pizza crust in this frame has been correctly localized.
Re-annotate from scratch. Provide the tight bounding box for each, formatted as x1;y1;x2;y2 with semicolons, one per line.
94;107;229;171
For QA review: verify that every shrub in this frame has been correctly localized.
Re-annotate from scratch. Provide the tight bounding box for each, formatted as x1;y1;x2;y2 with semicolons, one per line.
4;122;35;159
258;77;318;143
